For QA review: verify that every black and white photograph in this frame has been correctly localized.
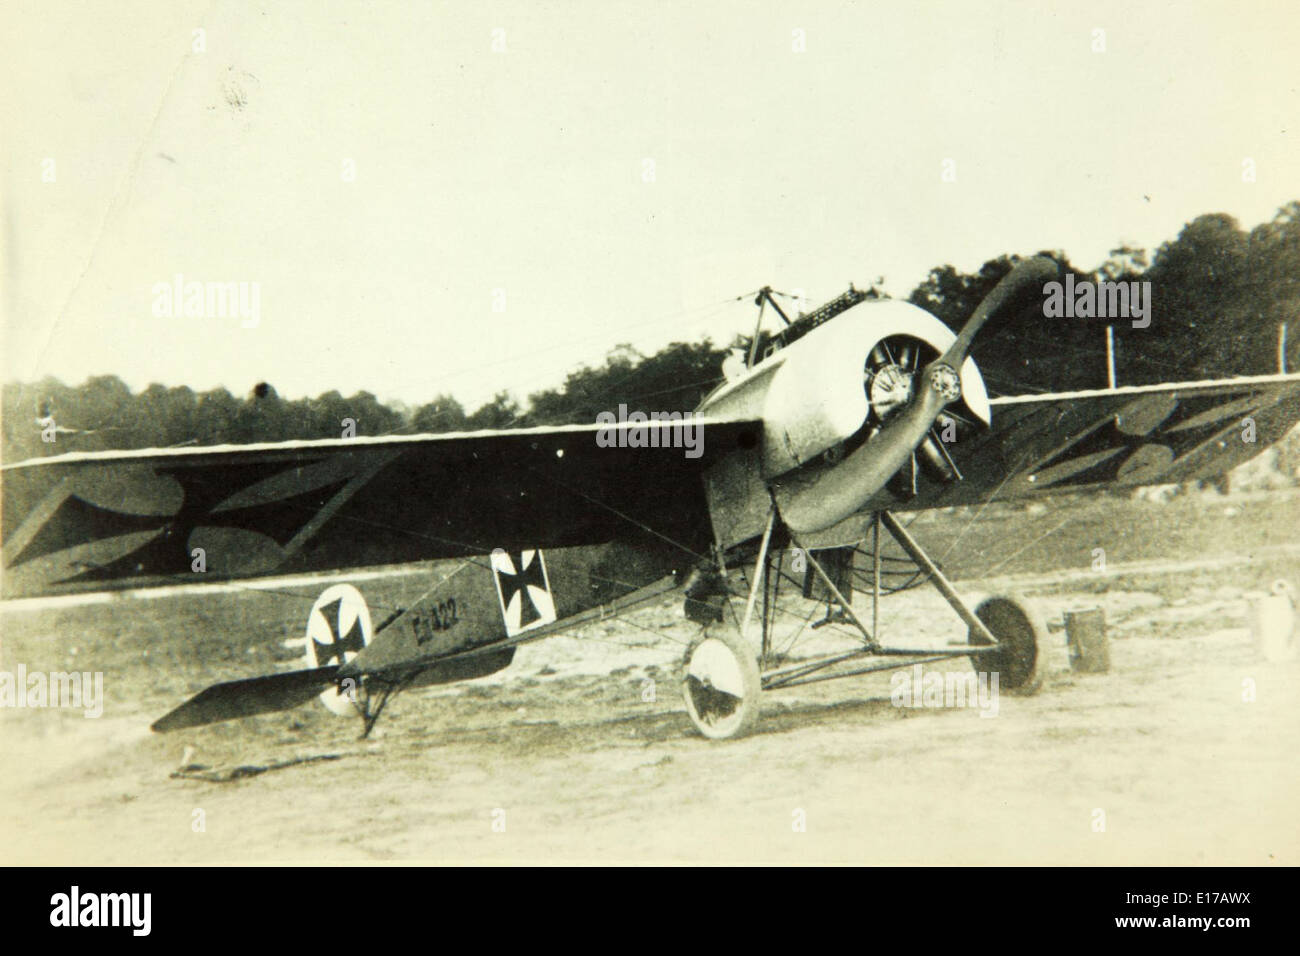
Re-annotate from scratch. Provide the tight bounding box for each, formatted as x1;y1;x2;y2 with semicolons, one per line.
1;0;1297;902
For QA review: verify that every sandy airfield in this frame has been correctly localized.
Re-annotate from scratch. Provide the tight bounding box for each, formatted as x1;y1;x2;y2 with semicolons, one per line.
2;490;1298;865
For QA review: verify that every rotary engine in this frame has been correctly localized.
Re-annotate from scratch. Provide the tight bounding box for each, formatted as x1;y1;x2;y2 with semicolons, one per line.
757;299;990;480
701;258;1057;544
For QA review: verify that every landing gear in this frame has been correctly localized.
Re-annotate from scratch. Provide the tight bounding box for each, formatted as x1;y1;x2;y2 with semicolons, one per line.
682;629;762;740
967;594;1047;693
682;509;777;739
682;506;1048;739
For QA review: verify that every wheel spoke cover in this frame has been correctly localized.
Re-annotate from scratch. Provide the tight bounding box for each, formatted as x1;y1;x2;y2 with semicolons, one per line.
682;633;761;739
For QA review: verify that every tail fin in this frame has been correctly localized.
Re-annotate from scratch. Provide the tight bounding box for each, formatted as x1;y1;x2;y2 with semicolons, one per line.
151;666;340;732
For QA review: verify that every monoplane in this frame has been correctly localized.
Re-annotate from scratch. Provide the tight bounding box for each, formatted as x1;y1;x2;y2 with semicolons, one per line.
5;258;1298;738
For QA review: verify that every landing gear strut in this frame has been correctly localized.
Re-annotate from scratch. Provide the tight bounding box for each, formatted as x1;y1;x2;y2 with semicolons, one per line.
680;507;1046;739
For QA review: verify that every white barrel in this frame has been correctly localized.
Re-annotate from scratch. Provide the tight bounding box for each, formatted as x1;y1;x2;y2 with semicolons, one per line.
1251;581;1296;662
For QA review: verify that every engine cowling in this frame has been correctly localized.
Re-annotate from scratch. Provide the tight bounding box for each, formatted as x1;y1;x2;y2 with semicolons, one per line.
757;300;989;478
769;256;1059;535
698;299;991;549
701;257;1055;547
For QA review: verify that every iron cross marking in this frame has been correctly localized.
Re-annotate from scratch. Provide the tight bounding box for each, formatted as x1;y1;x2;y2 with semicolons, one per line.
312;597;366;666
498;551;548;628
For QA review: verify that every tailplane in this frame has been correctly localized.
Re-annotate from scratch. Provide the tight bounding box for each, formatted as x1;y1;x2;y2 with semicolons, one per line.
151;666;339;732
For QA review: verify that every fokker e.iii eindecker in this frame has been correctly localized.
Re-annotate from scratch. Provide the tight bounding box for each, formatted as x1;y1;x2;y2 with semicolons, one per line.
5;258;1299;738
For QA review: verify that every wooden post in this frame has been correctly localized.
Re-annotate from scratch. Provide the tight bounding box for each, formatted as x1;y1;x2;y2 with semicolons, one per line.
1106;325;1117;389
1066;608;1109;673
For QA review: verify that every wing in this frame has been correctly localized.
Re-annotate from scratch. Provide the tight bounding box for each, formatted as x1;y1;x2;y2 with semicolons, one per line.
870;372;1300;513
1;418;759;599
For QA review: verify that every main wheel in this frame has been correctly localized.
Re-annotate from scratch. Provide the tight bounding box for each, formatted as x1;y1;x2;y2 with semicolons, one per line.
682;629;762;739
967;593;1047;694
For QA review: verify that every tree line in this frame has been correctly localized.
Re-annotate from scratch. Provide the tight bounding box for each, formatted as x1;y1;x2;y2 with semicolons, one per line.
5;203;1297;465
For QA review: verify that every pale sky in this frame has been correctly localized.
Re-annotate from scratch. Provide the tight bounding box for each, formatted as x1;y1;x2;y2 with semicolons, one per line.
2;0;1297;410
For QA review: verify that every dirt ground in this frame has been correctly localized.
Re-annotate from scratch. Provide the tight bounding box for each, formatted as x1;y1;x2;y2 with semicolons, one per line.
2;489;1298;865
